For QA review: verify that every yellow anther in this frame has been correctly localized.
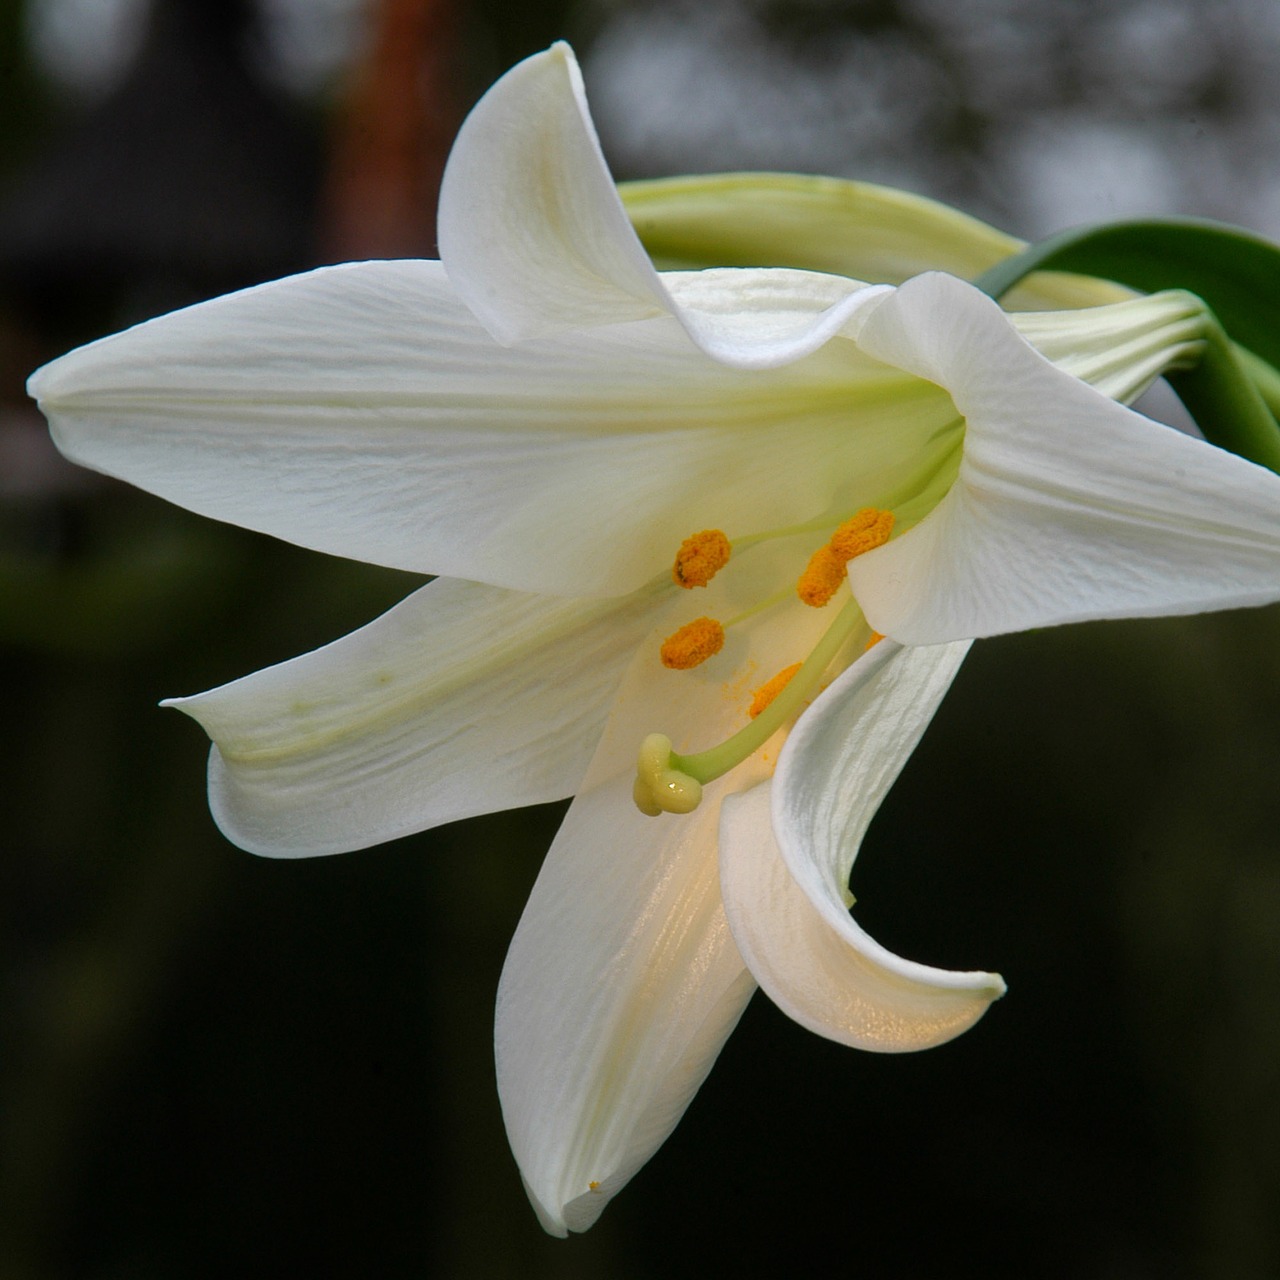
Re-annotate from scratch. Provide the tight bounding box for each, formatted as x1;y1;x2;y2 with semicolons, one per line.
749;663;802;719
633;733;704;816
660;616;725;669
829;508;894;563
865;631;885;650
796;545;846;608
672;529;731;588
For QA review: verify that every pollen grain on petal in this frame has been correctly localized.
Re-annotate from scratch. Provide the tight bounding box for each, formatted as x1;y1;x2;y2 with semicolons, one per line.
748;663;802;719
672;529;731;588
830;508;895;562
660;616;725;669
865;631;885;650
796;545;846;607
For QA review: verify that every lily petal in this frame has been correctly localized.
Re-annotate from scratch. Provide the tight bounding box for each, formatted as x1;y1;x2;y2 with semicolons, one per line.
438;42;671;342
497;536;842;1233
498;772;756;1236
661;268;890;371
438;43;888;369
29;259;951;595
847;273;1280;643
165;577;661;856
721;639;1005;1052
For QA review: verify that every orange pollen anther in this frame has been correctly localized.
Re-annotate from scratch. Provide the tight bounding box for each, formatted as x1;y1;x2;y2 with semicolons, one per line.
660;616;725;669
796;545;847;608
829;508;894;563
749;663;803;719
672;528;731;587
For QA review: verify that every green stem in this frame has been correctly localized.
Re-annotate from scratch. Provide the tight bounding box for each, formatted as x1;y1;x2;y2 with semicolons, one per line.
1233;343;1280;424
1166;319;1280;476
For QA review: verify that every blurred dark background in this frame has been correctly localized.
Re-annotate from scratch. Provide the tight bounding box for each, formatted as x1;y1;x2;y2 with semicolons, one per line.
2;1;1279;1276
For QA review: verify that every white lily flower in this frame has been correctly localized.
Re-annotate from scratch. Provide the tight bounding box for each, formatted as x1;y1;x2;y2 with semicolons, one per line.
27;42;1280;1236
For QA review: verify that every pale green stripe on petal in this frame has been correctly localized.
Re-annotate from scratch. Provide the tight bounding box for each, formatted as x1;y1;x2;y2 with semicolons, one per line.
31;259;949;598
722;640;1004;1053
1010;290;1208;404
165;577;661;856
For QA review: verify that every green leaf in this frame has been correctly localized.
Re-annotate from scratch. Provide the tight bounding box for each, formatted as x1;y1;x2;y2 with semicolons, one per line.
975;218;1280;369
976;219;1280;474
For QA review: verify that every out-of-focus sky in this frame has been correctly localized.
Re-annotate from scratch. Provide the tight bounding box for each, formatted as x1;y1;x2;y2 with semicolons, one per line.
583;0;1280;237
25;0;1280;238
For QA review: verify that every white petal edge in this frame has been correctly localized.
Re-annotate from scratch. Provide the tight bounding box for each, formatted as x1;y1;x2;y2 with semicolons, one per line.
721;638;1006;1051
29;258;952;595
438;42;890;370
497;773;756;1236
847;273;1280;643
164;577;661;856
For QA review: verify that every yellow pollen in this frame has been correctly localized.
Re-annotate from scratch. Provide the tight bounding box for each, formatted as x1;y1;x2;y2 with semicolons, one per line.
865;631;885;650
796;545;846;608
672;529;731;588
588;1181;601;1192
660;616;725;669
749;663;803;719
829;508;894;562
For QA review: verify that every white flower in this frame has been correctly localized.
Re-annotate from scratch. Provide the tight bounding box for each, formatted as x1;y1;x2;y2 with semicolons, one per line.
27;42;1280;1236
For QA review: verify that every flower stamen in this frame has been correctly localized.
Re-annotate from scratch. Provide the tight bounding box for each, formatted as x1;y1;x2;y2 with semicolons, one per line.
749;663;803;718
796;508;895;608
672;529;731;588
659;616;725;669
796;545;847;607
830;508;895;560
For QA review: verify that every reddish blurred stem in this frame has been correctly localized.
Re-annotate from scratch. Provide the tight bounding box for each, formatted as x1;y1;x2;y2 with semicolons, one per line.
323;0;461;261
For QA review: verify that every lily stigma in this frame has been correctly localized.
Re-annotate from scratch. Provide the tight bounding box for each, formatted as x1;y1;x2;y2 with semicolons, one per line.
27;42;1280;1237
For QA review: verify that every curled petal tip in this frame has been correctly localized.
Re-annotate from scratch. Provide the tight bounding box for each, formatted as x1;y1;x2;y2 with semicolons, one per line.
721;643;1001;1053
438;39;667;345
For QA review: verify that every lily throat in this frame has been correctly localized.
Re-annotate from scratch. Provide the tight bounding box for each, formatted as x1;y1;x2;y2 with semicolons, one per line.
633;501;908;818
630;286;1216;817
